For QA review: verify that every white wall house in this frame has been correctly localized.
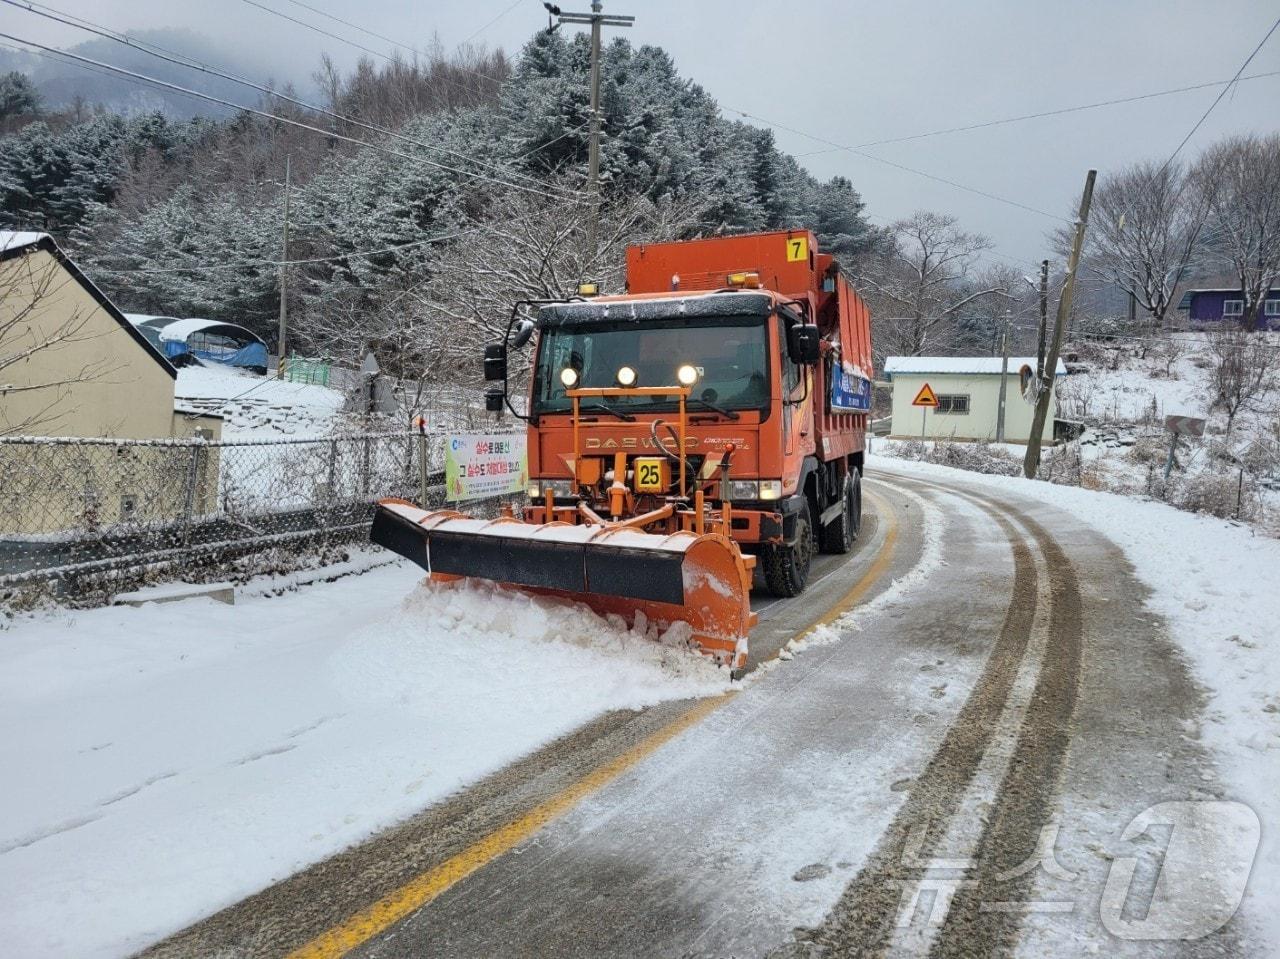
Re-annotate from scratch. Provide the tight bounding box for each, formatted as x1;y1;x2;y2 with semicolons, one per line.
884;356;1067;444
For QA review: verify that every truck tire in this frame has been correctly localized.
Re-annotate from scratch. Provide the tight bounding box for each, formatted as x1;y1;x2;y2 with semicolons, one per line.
819;469;861;554
762;500;815;597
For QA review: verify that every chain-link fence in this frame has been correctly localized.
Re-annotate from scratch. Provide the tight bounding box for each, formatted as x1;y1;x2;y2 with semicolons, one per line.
0;432;507;602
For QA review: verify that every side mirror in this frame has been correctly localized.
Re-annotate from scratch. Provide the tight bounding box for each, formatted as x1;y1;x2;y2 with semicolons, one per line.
511;319;536;349
483;342;507;381
484;385;505;413
787;323;821;365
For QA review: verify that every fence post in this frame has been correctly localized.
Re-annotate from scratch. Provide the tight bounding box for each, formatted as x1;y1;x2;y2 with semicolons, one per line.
182;443;201;543
418;432;429;506
327;439;338;499
361;434;372;497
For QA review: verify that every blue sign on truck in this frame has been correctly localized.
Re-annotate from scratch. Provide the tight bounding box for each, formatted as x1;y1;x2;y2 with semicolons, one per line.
829;362;872;413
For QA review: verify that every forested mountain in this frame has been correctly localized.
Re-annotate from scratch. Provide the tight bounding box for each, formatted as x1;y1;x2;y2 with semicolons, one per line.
0;30;297;120
0;29;879;378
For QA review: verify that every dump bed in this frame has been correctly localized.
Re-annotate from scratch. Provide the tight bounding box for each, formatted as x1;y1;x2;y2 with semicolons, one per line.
626;229;872;465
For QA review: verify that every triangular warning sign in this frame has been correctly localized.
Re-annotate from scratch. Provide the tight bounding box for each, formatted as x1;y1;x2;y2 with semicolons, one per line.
911;382;940;407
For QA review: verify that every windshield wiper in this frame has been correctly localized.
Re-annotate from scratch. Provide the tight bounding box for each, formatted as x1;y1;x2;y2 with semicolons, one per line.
580;402;636;422
689;396;740;420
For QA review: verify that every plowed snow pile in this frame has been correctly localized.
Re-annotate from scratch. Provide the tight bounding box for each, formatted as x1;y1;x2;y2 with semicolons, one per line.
335;578;731;710
0;563;728;959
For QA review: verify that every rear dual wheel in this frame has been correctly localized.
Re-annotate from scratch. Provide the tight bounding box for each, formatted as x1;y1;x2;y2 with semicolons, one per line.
819;469;862;554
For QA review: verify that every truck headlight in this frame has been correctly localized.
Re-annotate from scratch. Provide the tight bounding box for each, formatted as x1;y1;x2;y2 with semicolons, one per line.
729;480;759;499
528;479;575;500
758;480;783;500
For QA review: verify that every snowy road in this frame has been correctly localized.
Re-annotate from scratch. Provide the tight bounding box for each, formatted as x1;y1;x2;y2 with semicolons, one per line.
128;464;1268;959
1;465;1266;958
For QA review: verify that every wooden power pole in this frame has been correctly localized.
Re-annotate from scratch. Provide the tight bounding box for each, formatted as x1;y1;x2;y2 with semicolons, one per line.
995;310;1011;443
1036;258;1049;384
552;2;634;261
1024;170;1096;479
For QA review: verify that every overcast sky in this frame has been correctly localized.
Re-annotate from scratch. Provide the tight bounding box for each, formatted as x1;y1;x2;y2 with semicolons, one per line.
13;0;1280;270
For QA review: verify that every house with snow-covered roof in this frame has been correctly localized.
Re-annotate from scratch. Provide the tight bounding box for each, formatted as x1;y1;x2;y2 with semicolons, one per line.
0;231;223;533
883;355;1067;445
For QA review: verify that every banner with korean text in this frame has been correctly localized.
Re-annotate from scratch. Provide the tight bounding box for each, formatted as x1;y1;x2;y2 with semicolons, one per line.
444;433;528;502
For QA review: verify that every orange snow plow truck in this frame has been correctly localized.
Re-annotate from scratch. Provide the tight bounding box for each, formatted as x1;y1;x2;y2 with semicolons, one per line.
372;229;872;677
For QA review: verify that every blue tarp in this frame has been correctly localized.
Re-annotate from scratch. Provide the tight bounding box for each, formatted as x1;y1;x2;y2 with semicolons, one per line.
163;339;268;370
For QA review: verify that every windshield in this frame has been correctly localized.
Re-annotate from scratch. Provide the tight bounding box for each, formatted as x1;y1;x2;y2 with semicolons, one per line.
531;315;769;415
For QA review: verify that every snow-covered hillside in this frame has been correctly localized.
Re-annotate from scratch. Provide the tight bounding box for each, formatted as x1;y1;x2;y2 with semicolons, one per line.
880;332;1280;531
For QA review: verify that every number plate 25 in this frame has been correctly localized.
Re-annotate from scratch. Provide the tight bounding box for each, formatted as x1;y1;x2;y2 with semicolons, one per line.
633;457;670;493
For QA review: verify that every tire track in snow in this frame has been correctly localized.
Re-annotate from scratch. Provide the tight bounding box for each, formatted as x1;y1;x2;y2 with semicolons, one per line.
780;474;1083;958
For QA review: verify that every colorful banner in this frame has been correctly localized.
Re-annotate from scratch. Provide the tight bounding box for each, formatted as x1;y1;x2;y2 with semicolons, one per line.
829;363;872;413
444;433;528;502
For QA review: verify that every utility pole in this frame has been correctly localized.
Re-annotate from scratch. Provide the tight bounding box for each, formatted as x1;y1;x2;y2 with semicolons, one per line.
995;309;1011;444
1036;259;1049;384
1024;170;1096;479
550;2;634;261
277;153;291;379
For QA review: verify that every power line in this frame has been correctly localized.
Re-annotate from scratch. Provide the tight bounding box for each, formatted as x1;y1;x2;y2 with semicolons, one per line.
1160;15;1280;168
4;0;580;199
794;69;1280;157
460;0;526;46
860;209;1048;272
93;228;478;276
726;105;1070;224
0;31;573;202
276;0;526;72
1097;13;1280;297
241;0;520;110
277;0;525;60
1003;320;1280;352
239;0;393;63
280;0;421;55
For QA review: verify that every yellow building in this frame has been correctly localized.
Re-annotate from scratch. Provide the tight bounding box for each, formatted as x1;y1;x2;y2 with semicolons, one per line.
884;356;1067;444
1;232;223;534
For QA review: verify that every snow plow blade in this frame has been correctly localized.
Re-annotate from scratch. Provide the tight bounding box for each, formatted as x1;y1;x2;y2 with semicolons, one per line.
371;499;756;671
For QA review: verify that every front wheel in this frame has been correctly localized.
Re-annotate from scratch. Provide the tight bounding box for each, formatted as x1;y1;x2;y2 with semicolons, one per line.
762;500;815;597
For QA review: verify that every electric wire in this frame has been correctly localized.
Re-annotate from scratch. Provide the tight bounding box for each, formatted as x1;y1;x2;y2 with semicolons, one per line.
793;70;1280;157
2;0;583;199
0;31;573;202
93;228;478;276
725;105;1071;224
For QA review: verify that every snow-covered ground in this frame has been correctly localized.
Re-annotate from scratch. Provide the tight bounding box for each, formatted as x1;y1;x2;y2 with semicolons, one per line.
175;366;345;438
0;562;728;958
1057;339;1211;425
874;454;1280;946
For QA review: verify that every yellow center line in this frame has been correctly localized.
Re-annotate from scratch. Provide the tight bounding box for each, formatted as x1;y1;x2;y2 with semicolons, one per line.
285;483;903;959
799;486;899;637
